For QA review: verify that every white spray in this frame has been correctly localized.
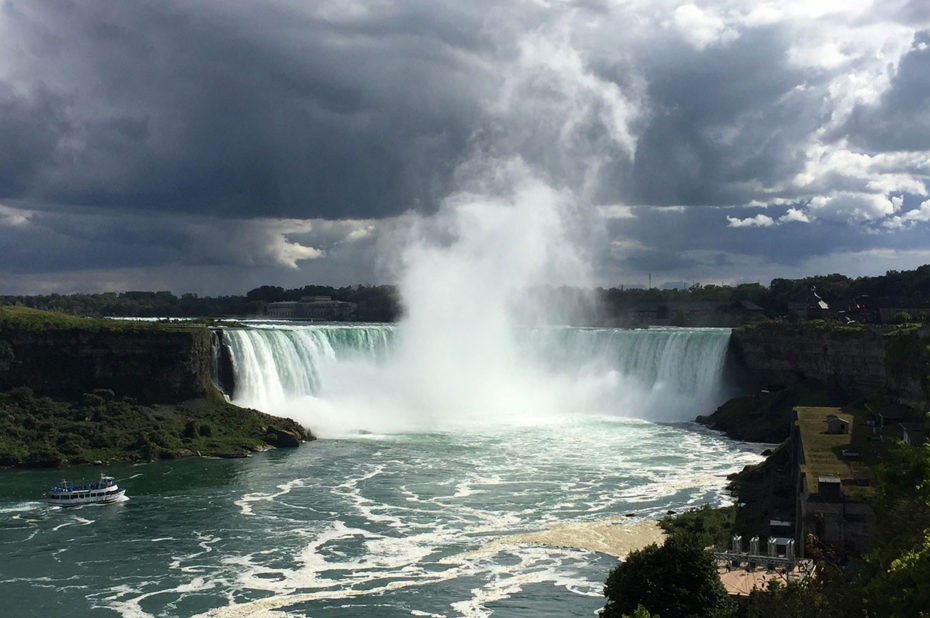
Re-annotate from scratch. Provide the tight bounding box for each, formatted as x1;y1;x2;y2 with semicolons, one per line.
228;22;730;436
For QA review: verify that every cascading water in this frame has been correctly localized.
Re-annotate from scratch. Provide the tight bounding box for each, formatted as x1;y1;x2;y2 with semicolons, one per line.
222;321;733;436
164;178;762;616
223;323;395;413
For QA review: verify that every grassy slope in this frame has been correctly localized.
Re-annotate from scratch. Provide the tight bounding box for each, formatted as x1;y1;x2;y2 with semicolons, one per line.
0;305;164;332
0;385;310;468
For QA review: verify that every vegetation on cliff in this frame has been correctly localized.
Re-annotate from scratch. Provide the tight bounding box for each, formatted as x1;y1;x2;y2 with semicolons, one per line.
0;305;166;332
1;306;215;402
666;309;930;617
0;386;310;468
697;380;834;443
1;306;313;468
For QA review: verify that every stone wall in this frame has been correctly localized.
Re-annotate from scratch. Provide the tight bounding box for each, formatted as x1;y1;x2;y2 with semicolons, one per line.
729;323;929;410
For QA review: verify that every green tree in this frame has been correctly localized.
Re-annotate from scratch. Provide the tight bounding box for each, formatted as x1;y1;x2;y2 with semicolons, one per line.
739;576;847;618
860;441;930;617
603;535;730;618
623;606;659;618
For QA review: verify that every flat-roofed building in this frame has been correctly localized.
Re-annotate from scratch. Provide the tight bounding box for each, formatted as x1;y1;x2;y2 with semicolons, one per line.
792;407;871;556
265;296;356;321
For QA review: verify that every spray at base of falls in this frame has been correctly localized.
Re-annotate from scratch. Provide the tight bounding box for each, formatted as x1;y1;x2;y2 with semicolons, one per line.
223;322;733;437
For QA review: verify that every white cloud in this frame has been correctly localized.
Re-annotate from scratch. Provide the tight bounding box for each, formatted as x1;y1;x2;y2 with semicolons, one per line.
0;204;32;227
807;191;899;222
173;218;323;269
673;4;737;50
779;207;810;223
884;199;930;229
787;42;851;70
790;146;928;204
726;213;775;227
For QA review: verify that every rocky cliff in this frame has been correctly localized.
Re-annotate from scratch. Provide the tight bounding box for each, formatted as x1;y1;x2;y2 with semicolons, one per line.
0;309;213;403
0;307;313;467
729;322;930;410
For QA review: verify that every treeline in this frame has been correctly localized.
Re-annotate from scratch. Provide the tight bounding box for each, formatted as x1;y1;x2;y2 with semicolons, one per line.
598;264;930;318
0;284;402;322
2;265;930;324
528;264;930;326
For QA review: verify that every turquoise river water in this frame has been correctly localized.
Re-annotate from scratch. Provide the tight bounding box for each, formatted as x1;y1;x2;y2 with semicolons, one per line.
1;324;763;617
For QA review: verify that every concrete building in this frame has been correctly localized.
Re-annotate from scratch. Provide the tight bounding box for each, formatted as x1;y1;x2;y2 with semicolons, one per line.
792;408;871;557
265;296;356;321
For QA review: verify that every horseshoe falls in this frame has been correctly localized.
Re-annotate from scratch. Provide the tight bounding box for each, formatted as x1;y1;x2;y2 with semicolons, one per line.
1;322;763;618
222;322;738;436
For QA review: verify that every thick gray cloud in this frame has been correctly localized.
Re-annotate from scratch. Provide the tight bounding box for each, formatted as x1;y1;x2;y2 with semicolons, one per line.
629;26;817;206
2;1;930;294
842;32;930;152
0;1;488;218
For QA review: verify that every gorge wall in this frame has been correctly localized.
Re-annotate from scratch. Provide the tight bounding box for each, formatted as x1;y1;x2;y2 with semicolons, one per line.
729;322;930;410
0;315;214;404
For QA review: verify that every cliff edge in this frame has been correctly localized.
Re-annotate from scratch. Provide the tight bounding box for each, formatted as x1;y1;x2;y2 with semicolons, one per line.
700;321;929;443
0;307;313;468
729;321;929;411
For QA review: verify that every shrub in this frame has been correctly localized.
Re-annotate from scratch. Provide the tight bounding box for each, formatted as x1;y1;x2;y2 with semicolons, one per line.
182;420;200;439
603;535;730;618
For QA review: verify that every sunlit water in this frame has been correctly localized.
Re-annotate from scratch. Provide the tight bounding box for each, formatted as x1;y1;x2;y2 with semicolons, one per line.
1;324;763;617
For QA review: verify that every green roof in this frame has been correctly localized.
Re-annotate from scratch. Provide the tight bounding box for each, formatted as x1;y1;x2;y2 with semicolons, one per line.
795;406;861;494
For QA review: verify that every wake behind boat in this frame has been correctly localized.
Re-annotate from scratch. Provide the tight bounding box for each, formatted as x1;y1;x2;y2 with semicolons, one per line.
47;474;126;507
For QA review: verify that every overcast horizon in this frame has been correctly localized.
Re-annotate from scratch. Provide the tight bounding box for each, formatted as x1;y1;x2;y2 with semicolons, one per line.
2;1;930;296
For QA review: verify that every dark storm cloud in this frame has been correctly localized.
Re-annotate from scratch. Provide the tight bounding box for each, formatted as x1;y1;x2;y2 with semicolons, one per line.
622;247;700;273
628;26;817;206
2;1;930;294
0;84;69;196
606;204;891;279
0;0;491;219
842;31;930;152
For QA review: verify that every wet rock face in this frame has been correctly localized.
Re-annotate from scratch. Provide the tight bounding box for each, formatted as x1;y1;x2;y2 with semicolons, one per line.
729;323;929;409
0;328;214;404
211;330;236;398
264;427;304;448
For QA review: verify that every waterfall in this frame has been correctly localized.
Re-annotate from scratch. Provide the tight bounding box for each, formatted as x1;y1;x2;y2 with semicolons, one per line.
219;322;732;435
221;323;395;406
524;326;733;401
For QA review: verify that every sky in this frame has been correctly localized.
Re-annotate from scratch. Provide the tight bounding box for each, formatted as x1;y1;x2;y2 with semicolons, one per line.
1;0;930;295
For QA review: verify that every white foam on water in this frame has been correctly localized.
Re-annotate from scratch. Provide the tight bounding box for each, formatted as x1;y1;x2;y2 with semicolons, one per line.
101;577;217;618
235;479;305;516
168;532;221;572
0;502;41;514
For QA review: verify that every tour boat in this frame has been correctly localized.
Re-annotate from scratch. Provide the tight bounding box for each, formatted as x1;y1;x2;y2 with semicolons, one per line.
47;475;126;507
